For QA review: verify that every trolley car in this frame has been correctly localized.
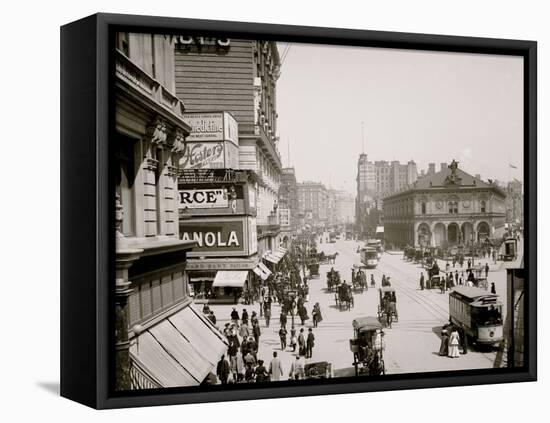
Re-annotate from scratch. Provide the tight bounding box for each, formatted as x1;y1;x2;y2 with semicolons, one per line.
360;247;379;269
449;286;503;346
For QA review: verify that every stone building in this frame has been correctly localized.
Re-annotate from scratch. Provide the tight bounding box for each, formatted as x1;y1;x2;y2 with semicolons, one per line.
114;33;227;390
356;154;417;237
173;37;283;258
297;181;329;226
383;160;507;248
279;167;299;242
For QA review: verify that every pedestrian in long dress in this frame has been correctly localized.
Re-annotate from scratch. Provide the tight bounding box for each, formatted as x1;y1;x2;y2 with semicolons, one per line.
491;283;496;294
420;272;425;290
264;307;271;327
448;328;460;358
279;326;287;350
439;329;449;356
290;326;297;352
298;328;306;356
458;323;468;355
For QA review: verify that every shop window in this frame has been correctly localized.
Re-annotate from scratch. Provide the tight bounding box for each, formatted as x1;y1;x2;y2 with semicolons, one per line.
116;136;136;236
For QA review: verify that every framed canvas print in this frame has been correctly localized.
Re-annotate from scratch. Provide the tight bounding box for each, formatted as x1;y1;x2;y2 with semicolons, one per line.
60;13;537;409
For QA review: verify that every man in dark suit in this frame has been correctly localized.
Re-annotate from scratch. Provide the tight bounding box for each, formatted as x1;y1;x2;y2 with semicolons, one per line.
306;328;315;358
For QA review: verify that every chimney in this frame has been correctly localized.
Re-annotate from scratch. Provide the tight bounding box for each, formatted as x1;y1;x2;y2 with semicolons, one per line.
475;174;481;180
428;163;435;174
440;162;447;171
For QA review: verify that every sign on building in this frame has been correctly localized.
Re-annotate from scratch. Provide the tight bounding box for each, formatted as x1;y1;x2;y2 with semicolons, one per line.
181;216;256;256
178;188;228;209
180;112;239;170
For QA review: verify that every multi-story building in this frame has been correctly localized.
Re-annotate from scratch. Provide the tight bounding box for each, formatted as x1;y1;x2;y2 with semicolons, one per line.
336;191;356;224
297;181;329;226
505;179;524;227
279;167;298;243
356;154;417;237
383;160;507;248
114;32;227;390
174;36;283;259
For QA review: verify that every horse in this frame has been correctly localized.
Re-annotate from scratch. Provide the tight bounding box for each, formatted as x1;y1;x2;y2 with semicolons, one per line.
326;252;339;264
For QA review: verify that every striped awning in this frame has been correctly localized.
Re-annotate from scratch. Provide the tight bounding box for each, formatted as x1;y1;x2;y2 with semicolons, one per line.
129;305;227;387
212;270;249;288
258;262;272;276
263;252;281;264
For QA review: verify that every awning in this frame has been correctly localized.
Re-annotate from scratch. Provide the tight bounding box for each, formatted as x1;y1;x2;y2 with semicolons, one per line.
258;262;272;276
212;270;249;288
263;253;281;264
376;226;384;233
253;265;269;281
130;305;227;387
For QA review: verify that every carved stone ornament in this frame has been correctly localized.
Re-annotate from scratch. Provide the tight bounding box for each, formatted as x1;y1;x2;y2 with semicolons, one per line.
169;128;186;154
146;116;168;147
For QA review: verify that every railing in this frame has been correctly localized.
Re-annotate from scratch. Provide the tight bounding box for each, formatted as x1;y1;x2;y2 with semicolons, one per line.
115;49;186;121
129;354;163;390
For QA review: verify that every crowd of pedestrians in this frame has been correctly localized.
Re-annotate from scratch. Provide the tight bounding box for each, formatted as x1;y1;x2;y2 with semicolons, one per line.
209;277;321;385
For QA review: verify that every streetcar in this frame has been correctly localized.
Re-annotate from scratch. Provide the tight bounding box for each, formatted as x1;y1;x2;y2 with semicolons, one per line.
360;247;379;269
366;239;383;259
449;286;503;346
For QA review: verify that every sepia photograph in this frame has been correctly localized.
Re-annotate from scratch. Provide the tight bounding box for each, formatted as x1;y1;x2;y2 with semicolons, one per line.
113;31;526;391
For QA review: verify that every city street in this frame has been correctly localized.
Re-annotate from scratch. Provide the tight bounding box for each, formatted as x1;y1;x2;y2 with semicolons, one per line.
211;234;511;380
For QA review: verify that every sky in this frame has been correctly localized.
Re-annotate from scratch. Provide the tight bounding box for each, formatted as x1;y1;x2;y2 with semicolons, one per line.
275;42;524;195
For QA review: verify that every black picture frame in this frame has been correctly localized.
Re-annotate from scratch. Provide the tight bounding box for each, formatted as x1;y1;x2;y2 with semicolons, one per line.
61;12;537;409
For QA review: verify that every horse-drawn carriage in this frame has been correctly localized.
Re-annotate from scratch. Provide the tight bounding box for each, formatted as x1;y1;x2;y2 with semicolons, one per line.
308;260;320;278
335;282;354;310
351;264;368;293
378;286;398;328
350;316;386;376
326;268;341;292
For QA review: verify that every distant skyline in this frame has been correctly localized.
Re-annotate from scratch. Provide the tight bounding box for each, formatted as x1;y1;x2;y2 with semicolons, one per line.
276;42;523;195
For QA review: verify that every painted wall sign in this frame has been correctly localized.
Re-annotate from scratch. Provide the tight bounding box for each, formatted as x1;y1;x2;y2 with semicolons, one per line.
180;142;225;169
181;220;244;253
178;188;228;209
182;112;239;145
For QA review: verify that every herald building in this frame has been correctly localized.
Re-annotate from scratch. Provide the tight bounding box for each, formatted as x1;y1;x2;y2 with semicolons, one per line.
382;160;507;248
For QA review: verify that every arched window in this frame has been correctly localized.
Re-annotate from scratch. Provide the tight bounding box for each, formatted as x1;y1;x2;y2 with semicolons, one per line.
480;200;486;213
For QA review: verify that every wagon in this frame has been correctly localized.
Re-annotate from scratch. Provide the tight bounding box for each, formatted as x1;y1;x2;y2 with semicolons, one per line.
335;283;354;310
350;316;386;376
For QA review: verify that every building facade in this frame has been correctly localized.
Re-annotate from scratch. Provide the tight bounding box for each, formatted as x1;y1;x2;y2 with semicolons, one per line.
383;160;507;248
356;154;417;237
173;37;283;260
114;33;227;390
297;181;329;226
279;167;298;243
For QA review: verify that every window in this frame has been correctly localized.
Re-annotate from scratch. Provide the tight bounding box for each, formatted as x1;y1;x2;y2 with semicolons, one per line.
481;200;486;213
116;136;136;236
421;202;426;215
448;201;458;214
116;32;129;56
